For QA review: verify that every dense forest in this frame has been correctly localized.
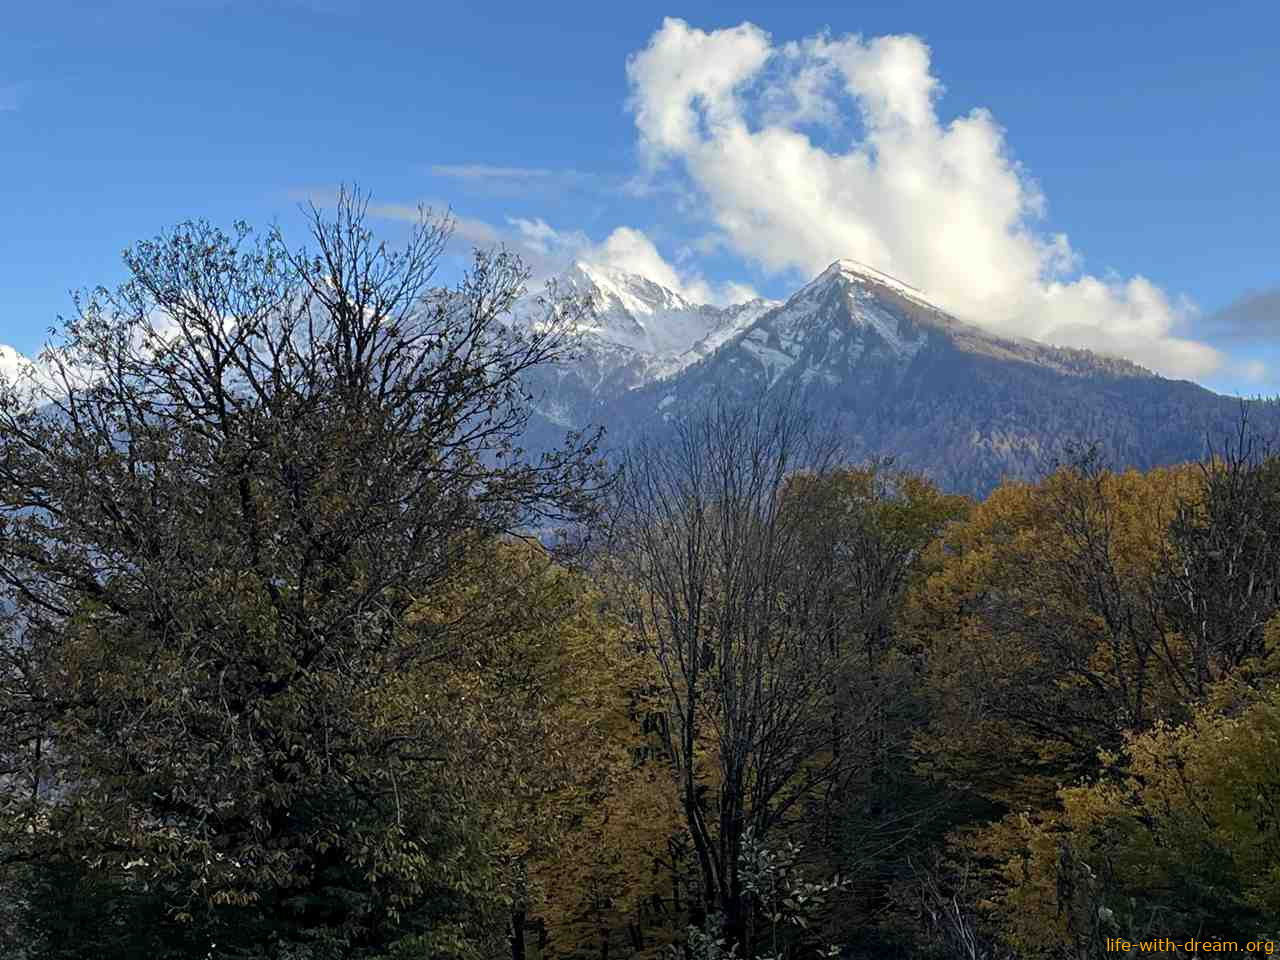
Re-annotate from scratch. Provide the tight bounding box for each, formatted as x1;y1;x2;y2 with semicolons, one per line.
2;194;1277;960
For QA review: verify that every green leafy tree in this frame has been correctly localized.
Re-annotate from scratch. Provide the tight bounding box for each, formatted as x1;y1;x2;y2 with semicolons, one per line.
0;189;604;958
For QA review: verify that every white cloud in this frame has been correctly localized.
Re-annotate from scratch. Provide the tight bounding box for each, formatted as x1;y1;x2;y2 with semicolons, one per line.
430;164;555;180
507;216;591;258
360;200;501;249
448;214;503;250
589;226;758;304
624;18;1222;379
358;202;570;279
506;217;757;306
589;227;691;293
426;164;603;197
356;191;760;307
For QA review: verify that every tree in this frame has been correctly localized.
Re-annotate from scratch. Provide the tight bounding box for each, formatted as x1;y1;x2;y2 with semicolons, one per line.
400;537;683;960
607;399;841;950
966;633;1280;957
781;464;969;936
607;400;962;955
912;458;1204;808
1157;413;1280;694
0;188;605;958
916;424;1280;813
911;424;1280;958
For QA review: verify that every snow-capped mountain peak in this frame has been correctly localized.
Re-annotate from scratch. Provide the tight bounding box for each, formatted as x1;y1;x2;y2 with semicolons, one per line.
516;261;776;374
567;261;698;318
727;258;934;384
791;259;932;310
554;260;773;359
512;262;777;429
515;256;1250;501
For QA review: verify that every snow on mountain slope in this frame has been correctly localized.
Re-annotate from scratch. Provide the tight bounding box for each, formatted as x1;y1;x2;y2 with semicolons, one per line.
511;256;1276;499
721;258;1155;388
516;256;1168;450
732;259;935;386
628;255;1161;438
511;262;778;423
558;262;706;356
549;261;777;361
650;297;778;379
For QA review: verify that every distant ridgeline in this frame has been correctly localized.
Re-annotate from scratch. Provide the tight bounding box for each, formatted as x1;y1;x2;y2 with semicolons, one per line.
513;259;1279;496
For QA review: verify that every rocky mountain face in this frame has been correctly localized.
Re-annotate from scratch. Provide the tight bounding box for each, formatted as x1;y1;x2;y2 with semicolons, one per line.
513;261;776;431
516;259;1276;496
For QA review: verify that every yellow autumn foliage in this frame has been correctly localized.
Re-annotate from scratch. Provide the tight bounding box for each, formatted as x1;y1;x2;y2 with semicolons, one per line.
911;461;1205;808
396;538;684;957
965;621;1280;954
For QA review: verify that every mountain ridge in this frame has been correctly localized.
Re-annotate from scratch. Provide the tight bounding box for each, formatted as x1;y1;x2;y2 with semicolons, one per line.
515;259;1275;496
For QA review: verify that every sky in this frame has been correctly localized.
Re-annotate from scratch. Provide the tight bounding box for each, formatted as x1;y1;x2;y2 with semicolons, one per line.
2;0;1277;395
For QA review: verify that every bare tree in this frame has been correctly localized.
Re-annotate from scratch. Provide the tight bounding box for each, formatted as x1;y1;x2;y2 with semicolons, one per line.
607;398;866;952
1158;408;1280;694
915;857;1014;960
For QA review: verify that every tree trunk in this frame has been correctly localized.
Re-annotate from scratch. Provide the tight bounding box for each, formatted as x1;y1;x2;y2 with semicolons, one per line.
510;908;527;960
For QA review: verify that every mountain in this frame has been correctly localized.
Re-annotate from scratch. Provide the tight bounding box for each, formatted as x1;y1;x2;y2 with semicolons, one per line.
514;261;776;431
516;259;1277;496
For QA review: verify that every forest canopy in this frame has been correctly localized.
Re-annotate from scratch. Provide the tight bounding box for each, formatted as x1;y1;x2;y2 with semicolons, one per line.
2;195;1278;960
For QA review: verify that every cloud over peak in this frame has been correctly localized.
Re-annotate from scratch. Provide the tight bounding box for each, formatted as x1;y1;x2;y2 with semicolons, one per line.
624;18;1222;379
505;216;757;306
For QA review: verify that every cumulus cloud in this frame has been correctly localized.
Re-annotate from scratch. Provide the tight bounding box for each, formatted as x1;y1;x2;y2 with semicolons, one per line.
624;18;1222;379
506;217;757;305
584;226;761;304
364;193;755;305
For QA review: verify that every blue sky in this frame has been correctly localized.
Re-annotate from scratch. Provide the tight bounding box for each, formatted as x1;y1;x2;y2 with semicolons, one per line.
2;0;1277;394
